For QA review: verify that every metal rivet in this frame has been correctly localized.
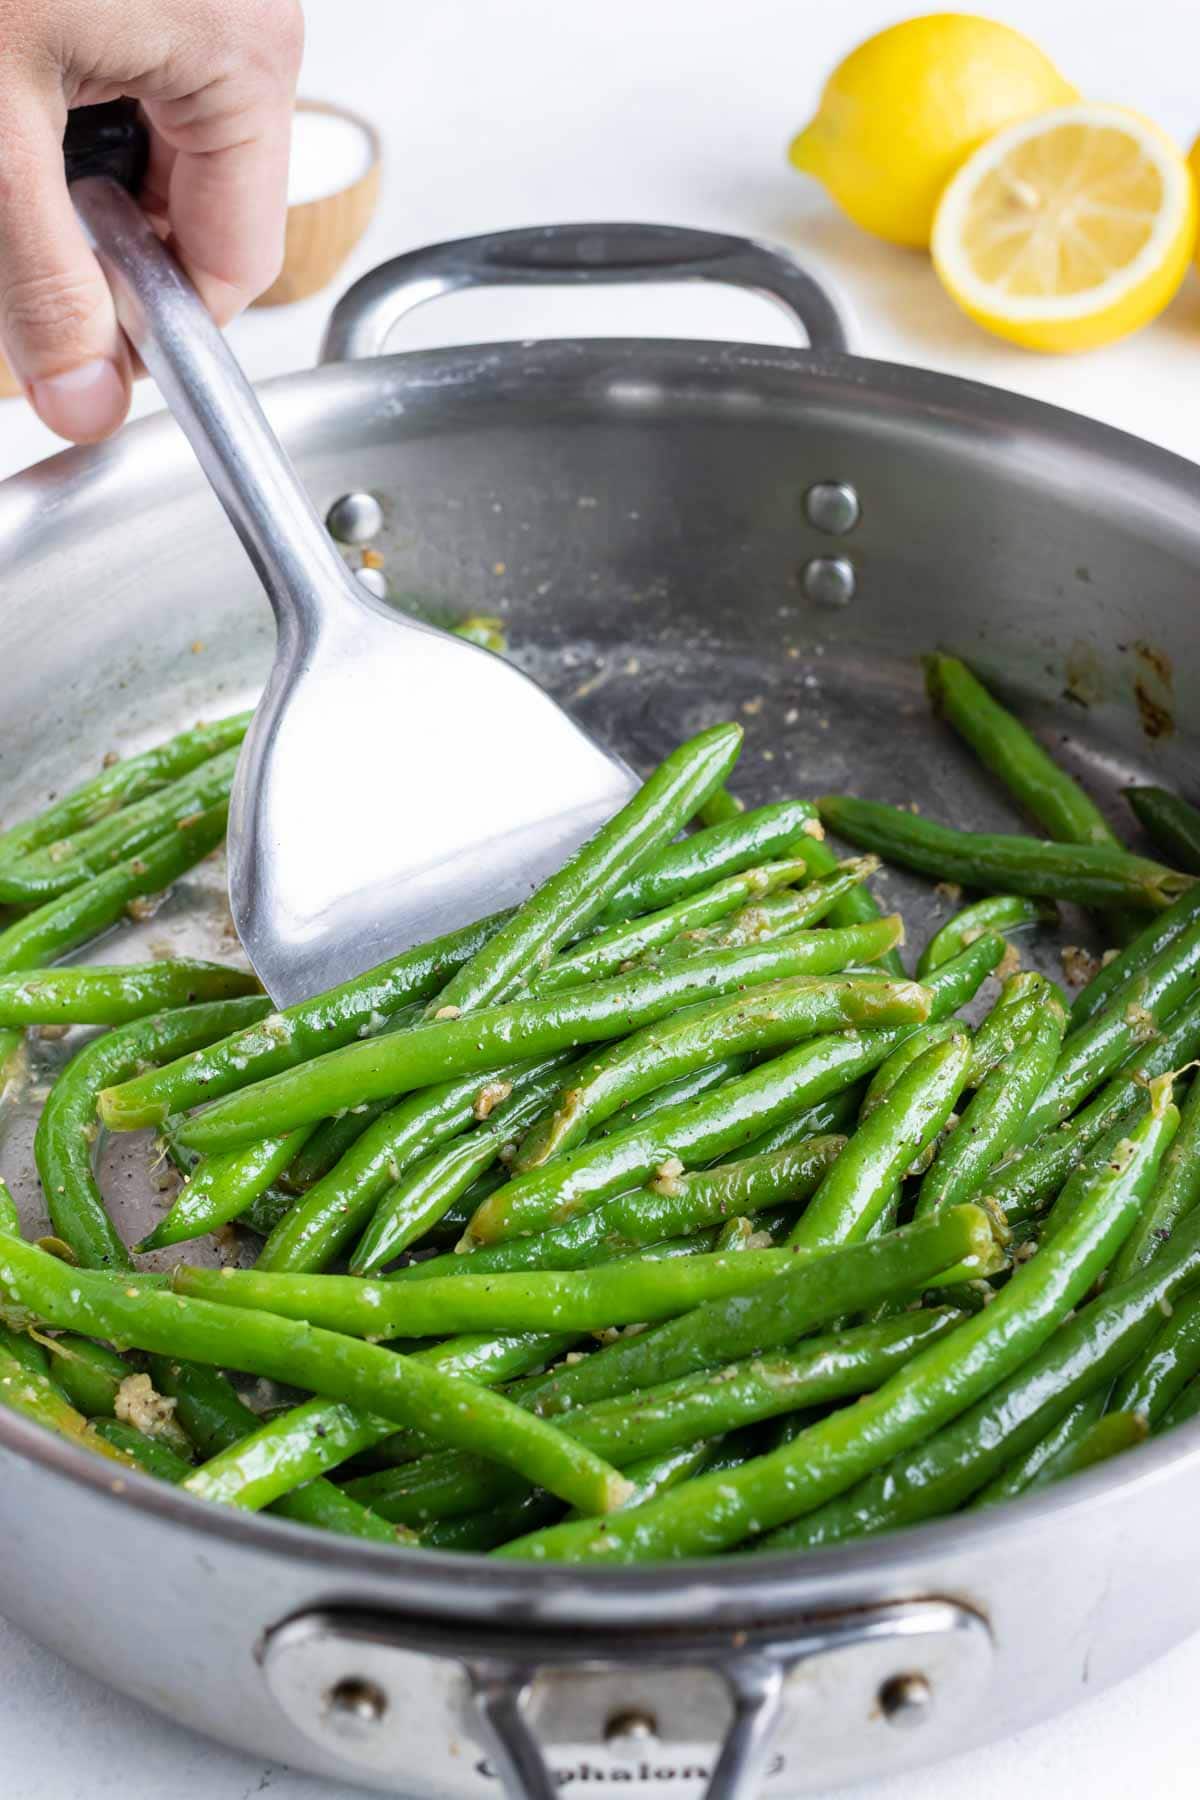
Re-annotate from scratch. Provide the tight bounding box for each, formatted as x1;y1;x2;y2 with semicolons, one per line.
802;555;855;609
879;1673;933;1729
804;481;860;535
604;1709;658;1745
327;492;384;544
355;566;389;600
325;1677;388;1727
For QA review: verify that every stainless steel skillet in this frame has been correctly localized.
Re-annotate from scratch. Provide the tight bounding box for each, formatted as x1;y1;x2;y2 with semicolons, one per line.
0;222;1196;1798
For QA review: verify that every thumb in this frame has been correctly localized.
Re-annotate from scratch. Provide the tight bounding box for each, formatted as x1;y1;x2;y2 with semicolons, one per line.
0;96;132;442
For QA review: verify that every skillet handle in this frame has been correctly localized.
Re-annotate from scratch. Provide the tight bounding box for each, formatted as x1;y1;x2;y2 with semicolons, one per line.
63;98;150;192
469;1652;785;1800
260;1598;993;1799
320;222;849;362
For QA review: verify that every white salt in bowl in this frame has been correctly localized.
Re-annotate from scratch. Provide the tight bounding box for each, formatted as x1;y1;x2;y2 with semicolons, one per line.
255;98;383;307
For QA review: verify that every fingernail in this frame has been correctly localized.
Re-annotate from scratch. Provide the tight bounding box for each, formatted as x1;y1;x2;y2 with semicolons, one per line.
30;358;127;443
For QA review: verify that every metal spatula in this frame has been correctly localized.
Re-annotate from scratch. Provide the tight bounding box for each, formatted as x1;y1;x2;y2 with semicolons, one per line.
66;107;634;1006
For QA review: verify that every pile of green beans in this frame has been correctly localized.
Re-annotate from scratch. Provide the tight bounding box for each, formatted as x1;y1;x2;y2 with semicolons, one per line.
3;672;1200;1565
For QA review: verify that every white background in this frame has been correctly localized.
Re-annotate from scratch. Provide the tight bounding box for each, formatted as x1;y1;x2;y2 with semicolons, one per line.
3;0;1200;1793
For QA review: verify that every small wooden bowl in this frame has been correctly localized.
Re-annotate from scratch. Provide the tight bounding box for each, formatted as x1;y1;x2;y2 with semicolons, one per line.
254;100;382;308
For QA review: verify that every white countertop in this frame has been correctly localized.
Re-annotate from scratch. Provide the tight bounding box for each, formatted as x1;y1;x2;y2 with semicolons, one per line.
3;0;1200;1793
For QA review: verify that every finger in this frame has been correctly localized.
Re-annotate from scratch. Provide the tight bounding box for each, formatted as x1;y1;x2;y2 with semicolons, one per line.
141;5;303;323
0;93;132;442
163;127;293;323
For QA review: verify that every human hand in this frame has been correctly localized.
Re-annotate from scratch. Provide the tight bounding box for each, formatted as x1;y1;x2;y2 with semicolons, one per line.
0;0;303;443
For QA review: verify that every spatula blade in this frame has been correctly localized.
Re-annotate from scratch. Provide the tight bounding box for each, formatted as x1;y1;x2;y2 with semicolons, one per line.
229;607;637;1005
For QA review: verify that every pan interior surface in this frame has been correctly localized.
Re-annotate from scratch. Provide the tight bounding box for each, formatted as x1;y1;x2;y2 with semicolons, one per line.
0;343;1192;1264
1;340;1200;1791
0;339;1196;1540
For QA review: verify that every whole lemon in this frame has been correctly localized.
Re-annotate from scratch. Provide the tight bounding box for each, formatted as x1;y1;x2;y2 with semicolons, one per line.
790;14;1077;248
1189;131;1200;260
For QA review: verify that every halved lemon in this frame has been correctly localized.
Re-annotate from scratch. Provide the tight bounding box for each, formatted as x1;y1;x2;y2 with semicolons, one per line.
932;104;1196;351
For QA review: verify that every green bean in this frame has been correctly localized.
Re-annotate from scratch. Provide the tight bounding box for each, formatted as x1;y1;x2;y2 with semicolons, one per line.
41;1333;194;1456
414;1330;582;1385
788;1035;973;1249
389;1138;847;1282
281;1103;394;1192
790;833;906;977
516;1205;1001;1418
0;806;229;977
818;795;1189;912
917;895;1052;977
766;1113;1200;1548
350;1055;585;1272
532;858;814;994
421;1490;563;1552
0;1030;22;1087
463;939;1000;1248
643;864;879;965
1015;917;1200;1144
964;971;1056;1085
1111;1073;1200;1283
0;959;260;1026
177;1242;861;1337
929;651;1142;937
184;1397;395;1509
173;931;914;1154
251;1058;555;1274
924;658;1138;940
99;812;855;1141
344;1311;960;1524
983;989;1200;1223
93;1418;196;1482
546;1311;961;1463
0;712;250;867
0;1320;48;1377
96;915;514;1132
915;999;1065;1217
1111;1289;1200;1424
695;787;744;827
1125;787;1200;875
0;1179;20;1238
1030;1411;1148;1486
354;1330;588;1470
596;1055;754;1138
0;1236;631;1515
41;1332;133;1412
925;654;1117;846
148;1358;412;1542
0;1341;130;1461
510;973;921;1175
1157;1375;1200;1434
0;748;240;905
176;1325;586;1511
452;614;507;653
240;1003;425;1203
430;724;742;1018
503;1089;1173;1561
236;1184;296;1240
35;995;271;1270
860;1021;965;1111
596;799;816;926
137;1125;319;1252
578;1440;719;1513
714;1216;757;1251
975;1392;1109;1508
716;1086;862;1160
1068;884;1200;1030
350;1435;720;1531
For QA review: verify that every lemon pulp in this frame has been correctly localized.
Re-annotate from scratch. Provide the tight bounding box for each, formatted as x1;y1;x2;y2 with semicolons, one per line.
933;105;1196;350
